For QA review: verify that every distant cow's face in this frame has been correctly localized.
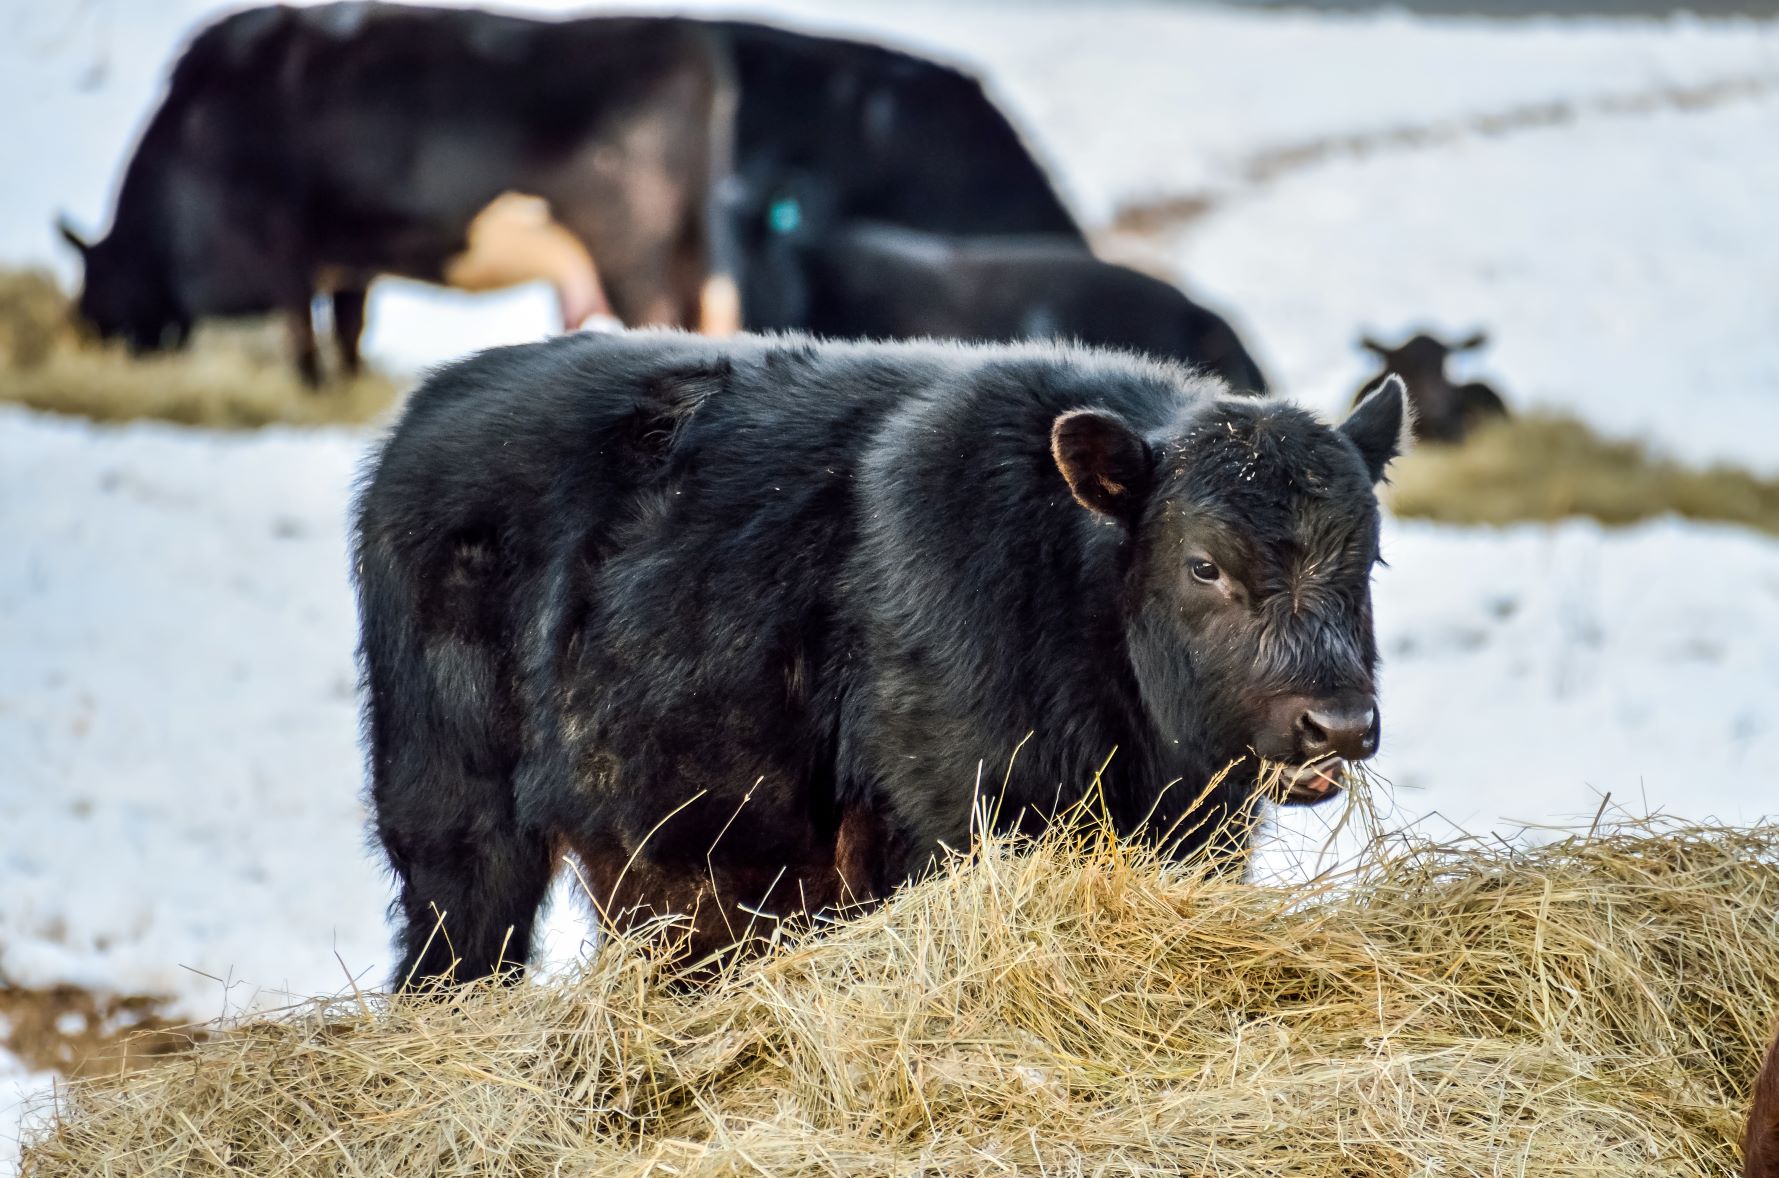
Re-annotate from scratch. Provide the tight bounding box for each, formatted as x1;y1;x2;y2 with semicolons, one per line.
60;227;189;354
1053;379;1407;807
1356;331;1499;444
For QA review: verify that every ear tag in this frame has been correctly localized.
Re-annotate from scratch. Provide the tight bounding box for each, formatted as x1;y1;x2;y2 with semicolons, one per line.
768;196;803;235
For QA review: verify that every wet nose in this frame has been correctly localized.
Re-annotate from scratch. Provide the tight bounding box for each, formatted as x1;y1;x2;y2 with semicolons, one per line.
1296;702;1379;762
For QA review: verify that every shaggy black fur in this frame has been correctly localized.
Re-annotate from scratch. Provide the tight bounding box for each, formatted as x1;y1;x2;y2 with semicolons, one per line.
353;332;1405;986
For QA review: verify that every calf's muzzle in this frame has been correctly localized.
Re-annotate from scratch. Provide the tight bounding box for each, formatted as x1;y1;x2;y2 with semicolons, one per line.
1257;692;1380;805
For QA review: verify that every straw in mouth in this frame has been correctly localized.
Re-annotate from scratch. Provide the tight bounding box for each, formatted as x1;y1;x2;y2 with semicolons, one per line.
1279;756;1347;804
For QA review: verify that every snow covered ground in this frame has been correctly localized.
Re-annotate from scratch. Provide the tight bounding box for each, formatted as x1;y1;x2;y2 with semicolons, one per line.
4;0;1778;1165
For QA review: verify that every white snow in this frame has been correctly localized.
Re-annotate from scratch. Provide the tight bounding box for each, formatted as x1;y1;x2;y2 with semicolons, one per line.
0;1064;55;1178
4;0;1779;1169
0;411;386;1007
1170;90;1779;472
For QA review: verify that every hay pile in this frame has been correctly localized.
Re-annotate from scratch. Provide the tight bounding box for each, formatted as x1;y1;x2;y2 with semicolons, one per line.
1389;413;1779;535
0;268;398;428
20;820;1779;1176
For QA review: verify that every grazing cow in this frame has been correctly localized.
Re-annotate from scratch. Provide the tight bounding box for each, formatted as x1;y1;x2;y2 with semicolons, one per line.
779;221;1268;393
62;5;1082;383
354;332;1408;986
60;5;723;386
1352;330;1507;443
1749;1027;1779;1178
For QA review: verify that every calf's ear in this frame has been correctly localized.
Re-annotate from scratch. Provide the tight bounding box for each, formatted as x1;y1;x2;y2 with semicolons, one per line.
1340;374;1412;483
1454;329;1489;351
1052;409;1152;524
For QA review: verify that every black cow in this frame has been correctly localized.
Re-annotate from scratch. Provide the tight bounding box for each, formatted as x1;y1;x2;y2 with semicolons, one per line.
776;222;1268;393
61;5;728;385
62;4;1084;383
711;22;1085;329
354;332;1407;986
1354;330;1507;443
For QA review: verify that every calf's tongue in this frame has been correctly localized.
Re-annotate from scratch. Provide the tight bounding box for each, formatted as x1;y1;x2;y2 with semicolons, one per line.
1289;757;1347;796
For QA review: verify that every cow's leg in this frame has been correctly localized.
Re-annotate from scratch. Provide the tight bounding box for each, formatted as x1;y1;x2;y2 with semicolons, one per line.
542;42;720;332
332;288;368;377
287;300;322;388
382;807;555;990
359;530;553;990
372;647;552;990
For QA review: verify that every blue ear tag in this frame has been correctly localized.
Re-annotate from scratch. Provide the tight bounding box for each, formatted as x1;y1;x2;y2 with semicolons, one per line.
768;196;803;235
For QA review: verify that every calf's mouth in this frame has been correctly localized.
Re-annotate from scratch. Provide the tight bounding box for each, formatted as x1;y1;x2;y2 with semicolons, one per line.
1272;756;1349;806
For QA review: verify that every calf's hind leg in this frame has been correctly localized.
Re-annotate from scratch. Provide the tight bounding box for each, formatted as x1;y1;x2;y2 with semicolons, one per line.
360;534;555;990
370;644;552;988
380;803;555;990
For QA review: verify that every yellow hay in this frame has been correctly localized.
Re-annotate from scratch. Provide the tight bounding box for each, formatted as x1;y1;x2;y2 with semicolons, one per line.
20;818;1778;1176
0;268;398;429
1388;413;1779;535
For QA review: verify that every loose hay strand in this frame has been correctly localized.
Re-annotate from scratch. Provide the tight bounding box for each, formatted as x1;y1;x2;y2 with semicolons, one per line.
19;819;1779;1176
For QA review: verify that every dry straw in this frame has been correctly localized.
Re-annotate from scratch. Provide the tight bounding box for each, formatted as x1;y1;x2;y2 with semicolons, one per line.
0;268;398;428
1387;413;1779;537
19;812;1779;1177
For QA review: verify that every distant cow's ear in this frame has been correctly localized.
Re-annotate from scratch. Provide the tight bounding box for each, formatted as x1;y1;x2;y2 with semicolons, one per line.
1341;374;1412;482
1052;409;1153;524
57;215;91;256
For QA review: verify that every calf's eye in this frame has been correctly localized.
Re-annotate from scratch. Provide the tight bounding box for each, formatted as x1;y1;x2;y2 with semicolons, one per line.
1189;558;1221;584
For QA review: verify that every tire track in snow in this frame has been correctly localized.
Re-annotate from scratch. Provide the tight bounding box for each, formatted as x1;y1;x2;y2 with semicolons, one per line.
1109;67;1779;236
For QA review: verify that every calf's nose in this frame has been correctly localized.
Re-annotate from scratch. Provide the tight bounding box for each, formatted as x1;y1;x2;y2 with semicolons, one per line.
1296;702;1378;762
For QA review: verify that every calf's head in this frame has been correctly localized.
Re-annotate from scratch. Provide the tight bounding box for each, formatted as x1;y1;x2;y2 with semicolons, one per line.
1053;377;1409;808
1357;330;1492;443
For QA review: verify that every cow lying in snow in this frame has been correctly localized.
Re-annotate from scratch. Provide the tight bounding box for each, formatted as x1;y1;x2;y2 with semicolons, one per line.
354;333;1408;986
1353;331;1507;443
760;221;1269;394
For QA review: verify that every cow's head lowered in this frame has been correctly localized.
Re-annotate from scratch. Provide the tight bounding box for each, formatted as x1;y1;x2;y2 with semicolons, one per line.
1053;377;1409;810
59;218;190;354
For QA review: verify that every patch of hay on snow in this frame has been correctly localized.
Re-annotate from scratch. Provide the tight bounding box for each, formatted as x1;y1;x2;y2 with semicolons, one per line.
0;268;399;429
18;819;1779;1176
1388;413;1779;536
